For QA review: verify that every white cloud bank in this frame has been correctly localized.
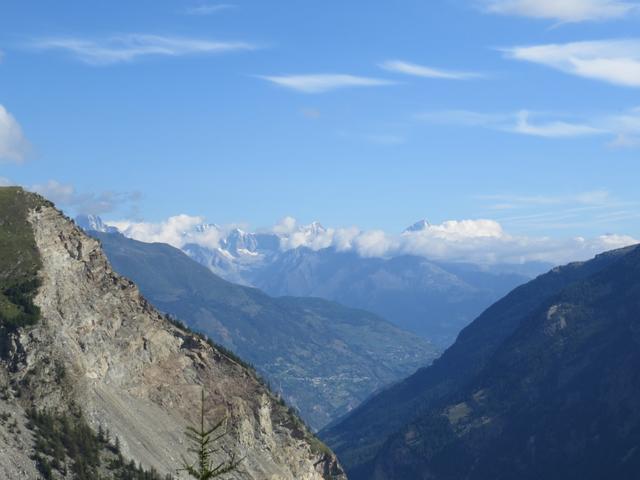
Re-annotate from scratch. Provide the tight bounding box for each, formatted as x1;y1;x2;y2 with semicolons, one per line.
482;0;638;22
111;214;222;248
503;39;640;87
0;105;30;163
107;215;639;266
380;60;482;80
31;34;256;65
258;74;395;93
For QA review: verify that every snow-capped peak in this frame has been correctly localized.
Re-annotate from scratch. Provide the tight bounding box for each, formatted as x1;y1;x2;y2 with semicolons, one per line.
404;219;431;233
75;214;119;234
193;223;221;233
300;221;327;235
222;228;259;254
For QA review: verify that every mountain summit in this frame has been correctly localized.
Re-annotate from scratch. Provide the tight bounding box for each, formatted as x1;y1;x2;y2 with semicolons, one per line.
74;213;119;233
403;219;431;233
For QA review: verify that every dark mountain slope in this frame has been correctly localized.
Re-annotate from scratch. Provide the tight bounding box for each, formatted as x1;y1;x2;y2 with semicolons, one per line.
91;232;438;430
321;245;637;476
370;243;640;479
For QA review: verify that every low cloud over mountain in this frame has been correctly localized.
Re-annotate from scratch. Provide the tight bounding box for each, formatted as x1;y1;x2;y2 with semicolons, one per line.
107;215;637;266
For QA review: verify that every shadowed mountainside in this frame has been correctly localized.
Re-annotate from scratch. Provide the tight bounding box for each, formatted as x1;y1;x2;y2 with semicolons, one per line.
321;244;639;479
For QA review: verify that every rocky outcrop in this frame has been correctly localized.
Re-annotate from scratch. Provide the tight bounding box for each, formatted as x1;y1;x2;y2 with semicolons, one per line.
0;192;346;479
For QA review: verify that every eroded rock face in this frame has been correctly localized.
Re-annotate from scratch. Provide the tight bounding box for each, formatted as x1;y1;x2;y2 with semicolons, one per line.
0;201;346;479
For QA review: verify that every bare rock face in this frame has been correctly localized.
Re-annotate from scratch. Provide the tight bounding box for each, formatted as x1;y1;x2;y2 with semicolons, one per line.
0;198;346;479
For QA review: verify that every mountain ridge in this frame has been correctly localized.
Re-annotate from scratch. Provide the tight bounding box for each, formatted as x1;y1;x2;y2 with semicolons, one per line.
369;243;640;479
321;243;639;478
245;246;541;346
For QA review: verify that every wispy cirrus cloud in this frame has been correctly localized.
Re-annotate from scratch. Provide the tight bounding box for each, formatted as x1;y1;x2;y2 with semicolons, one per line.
0;105;30;164
481;0;638;22
503;39;640;87
604;106;640;146
257;74;395;93
478;190;640;233
418;107;640;145
479;190;621;211
417;109;606;139
30;34;257;65
380;60;482;80
417;110;506;127
513;111;606;137
500;190;612;204
185;3;235;15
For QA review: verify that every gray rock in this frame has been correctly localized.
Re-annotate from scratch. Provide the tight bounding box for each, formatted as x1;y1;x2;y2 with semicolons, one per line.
0;201;345;480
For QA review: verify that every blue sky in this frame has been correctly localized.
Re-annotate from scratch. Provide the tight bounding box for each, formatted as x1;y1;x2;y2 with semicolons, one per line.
1;0;640;254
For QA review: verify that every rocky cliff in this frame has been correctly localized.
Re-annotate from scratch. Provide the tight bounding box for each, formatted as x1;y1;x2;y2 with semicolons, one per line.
0;187;346;480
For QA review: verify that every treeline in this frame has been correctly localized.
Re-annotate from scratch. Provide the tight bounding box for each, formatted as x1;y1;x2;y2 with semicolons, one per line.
0;278;42;356
27;408;173;480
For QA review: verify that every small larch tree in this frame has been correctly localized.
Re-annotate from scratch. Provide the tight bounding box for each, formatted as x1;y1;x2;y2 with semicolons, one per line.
180;390;242;480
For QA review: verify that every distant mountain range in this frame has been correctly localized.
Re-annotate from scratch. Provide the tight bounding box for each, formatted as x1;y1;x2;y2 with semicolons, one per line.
321;243;640;479
245;248;546;346
77;215;550;347
88;229;438;430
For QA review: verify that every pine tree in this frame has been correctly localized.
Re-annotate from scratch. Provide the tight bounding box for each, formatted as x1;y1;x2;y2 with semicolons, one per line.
180;390;242;479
